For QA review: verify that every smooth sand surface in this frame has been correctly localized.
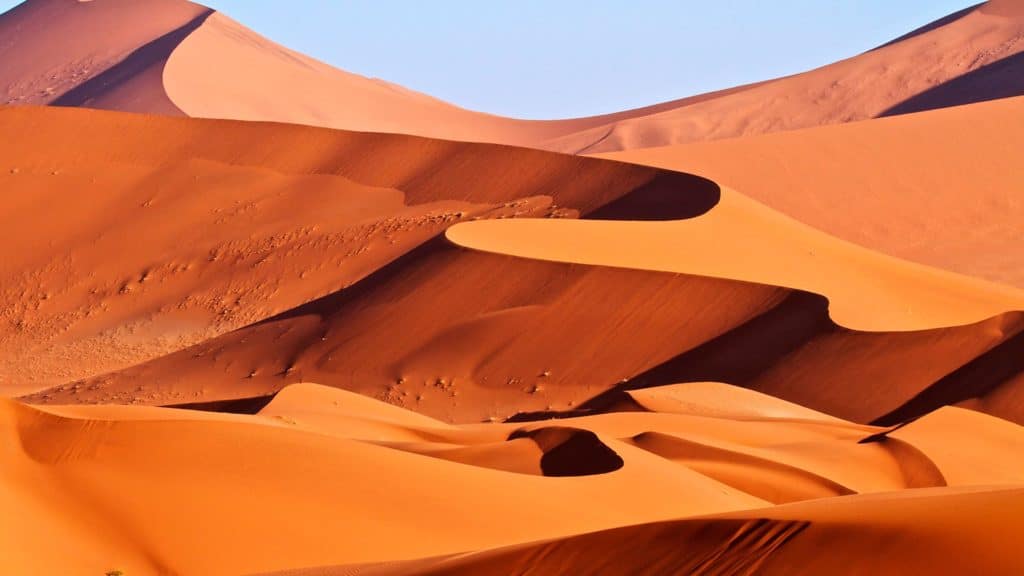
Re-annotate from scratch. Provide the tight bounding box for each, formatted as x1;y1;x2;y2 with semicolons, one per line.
446;189;1024;332
4;382;1023;575
599;95;1024;288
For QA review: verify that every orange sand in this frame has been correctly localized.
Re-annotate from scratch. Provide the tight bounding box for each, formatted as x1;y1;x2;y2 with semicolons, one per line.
1;1;1022;574
4;382;1024;575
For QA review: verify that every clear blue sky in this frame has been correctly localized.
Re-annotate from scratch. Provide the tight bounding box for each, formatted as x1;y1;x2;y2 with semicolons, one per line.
4;0;977;118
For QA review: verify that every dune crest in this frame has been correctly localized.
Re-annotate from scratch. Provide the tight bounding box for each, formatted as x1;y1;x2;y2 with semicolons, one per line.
446;190;1024;332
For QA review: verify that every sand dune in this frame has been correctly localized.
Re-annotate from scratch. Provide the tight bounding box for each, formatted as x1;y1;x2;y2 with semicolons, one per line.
0;0;211;113
0;104;679;395
332;487;1024;576
4;382;1023;575
599;95;1024;288
10;103;1022;427
2;1;1023;573
4;0;1023;152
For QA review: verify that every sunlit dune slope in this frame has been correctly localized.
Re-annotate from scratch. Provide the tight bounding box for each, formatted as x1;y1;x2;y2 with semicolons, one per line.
547;0;1024;152
334;487;1024;576
599;95;1024;288
4;382;1023;575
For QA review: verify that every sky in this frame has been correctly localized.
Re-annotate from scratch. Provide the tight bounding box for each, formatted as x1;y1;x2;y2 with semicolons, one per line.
5;0;977;118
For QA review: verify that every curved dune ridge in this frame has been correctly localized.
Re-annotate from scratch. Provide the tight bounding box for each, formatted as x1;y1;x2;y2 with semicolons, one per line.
7;103;1023;427
3;0;1024;152
5;382;1023;574
598;95;1024;289
446;189;1024;332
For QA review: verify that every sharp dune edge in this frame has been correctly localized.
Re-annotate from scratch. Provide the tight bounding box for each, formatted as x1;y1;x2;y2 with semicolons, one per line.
0;0;1023;574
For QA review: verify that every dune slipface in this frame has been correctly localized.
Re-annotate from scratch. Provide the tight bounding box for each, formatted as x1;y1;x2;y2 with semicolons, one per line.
1;0;1023;574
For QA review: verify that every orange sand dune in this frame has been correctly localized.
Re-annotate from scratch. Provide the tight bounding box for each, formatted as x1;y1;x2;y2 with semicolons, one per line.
4;0;1023;152
446;189;1024;332
0;104;683;395
31;233;1024;426
3;2;1023;574
0;0;212;113
338;487;1024;576
4;382;1023;575
548;0;1024;152
599;95;1024;288
9;103;1023;428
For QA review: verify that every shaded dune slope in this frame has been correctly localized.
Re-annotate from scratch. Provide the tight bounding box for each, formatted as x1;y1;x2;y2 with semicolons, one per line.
0;0;211;113
22;143;1024;426
0;105;711;395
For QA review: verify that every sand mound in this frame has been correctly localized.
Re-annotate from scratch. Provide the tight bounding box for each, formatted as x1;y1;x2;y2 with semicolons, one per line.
8;381;1010;574
623;382;843;423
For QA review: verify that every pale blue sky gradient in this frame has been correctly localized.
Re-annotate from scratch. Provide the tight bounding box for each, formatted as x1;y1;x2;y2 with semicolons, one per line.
2;0;977;118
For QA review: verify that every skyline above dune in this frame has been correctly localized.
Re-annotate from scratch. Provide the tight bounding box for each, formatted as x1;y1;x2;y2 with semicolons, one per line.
0;0;978;118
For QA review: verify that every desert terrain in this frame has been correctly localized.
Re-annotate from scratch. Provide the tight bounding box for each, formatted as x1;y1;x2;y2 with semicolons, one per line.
1;0;1023;574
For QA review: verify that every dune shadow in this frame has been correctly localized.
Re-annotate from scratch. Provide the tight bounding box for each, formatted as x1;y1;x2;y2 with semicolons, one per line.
509;427;624;476
561;290;834;415
873;318;1024;426
586;170;721;221
166;394;275;414
880;51;1024;117
52;10;214;108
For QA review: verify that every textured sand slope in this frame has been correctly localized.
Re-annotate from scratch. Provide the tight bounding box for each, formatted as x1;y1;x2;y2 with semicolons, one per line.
599;95;1024;288
0;104;699;396
28;190;1024;425
4;382;1023;575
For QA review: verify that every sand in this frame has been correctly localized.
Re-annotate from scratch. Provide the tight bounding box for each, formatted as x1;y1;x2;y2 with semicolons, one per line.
5;0;1023;153
1;0;1023;574
598;95;1024;289
3;382;1023;575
